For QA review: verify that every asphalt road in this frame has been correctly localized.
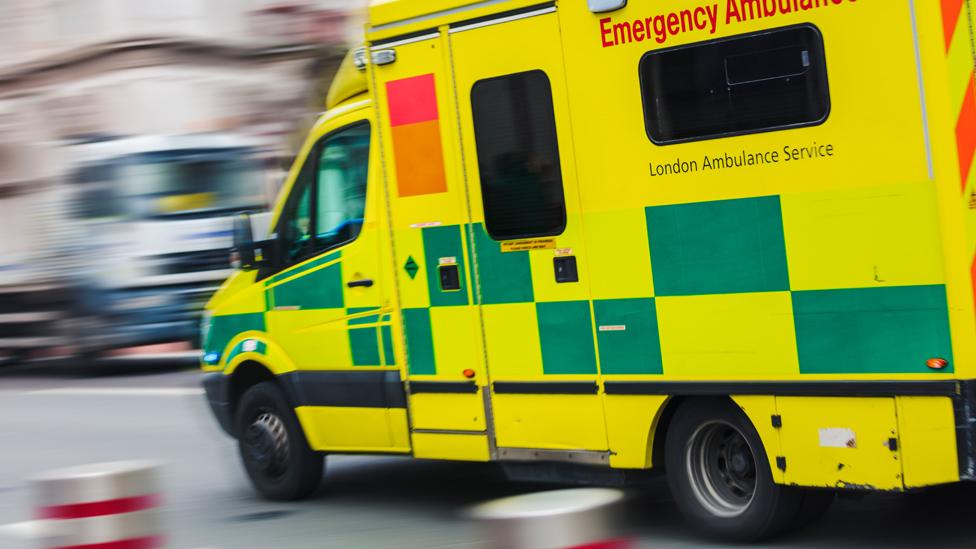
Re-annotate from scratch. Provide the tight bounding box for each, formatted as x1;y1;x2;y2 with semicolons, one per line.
1;367;975;548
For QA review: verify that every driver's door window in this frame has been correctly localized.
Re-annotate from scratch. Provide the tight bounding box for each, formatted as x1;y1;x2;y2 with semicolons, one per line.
279;165;313;265
275;122;371;273
315;123;370;250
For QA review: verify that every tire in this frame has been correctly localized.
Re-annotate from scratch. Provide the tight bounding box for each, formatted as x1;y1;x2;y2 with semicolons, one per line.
664;398;804;542
235;381;324;500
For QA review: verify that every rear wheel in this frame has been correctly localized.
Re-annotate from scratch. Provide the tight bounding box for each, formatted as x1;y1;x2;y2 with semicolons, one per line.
665;399;806;541
236;381;324;500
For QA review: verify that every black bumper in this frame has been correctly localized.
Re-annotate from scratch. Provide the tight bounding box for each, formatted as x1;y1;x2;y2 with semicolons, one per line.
202;372;235;438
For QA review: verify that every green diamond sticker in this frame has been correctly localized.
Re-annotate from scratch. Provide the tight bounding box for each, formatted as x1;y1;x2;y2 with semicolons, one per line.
404;256;419;279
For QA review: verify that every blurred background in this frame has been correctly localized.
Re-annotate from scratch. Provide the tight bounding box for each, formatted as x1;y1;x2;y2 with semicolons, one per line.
0;0;364;366
4;4;976;548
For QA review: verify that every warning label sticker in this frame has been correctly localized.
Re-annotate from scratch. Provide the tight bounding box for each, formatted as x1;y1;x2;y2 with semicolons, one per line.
818;428;857;449
500;238;556;253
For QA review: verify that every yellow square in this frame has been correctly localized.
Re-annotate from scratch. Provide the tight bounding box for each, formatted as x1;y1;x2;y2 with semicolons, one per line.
782;183;945;291
583;208;654;299
481;303;543;379
430;306;483;380
340;229;382;310
492;394;608;450
266;309;351;369
528;212;591;303
656;292;799;379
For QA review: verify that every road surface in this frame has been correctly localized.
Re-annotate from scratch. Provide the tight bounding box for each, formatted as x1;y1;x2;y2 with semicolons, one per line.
1;367;974;548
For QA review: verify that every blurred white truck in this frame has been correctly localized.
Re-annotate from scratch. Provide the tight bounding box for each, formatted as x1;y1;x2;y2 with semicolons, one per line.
0;133;272;362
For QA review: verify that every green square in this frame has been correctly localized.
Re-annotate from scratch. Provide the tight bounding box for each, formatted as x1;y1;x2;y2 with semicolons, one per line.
346;307;380;366
205;312;265;356
272;262;343;309
381;324;396;365
594;298;663;375
646;196;790;296
422;225;469;307
349;327;381;366
470;223;534;304
402;308;436;375
793;285;953;374
537;301;597;375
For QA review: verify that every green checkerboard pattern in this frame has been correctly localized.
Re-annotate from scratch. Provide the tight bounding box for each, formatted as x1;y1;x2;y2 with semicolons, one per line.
422;225;470;307
204;312;265;360
594;298;663;375
271;259;344;310
646;196;790;296
397;195;954;377
792;285;953;374
348;307;382;367
403;307;436;375
537;301;597;375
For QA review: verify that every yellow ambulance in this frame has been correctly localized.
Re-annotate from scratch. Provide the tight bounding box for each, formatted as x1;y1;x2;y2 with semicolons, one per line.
201;0;976;540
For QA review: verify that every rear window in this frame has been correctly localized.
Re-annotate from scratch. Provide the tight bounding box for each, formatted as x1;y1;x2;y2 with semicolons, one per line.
471;70;566;241
640;25;830;145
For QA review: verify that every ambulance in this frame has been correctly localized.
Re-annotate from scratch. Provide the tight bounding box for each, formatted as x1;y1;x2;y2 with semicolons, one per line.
201;0;976;540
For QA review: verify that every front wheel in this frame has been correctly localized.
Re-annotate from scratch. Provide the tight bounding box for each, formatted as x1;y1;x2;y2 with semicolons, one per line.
235;381;324;500
665;399;807;542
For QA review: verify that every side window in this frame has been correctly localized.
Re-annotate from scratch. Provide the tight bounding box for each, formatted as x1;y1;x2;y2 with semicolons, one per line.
315;123;370;251
279;162;314;264
471;70;566;241
640;24;830;144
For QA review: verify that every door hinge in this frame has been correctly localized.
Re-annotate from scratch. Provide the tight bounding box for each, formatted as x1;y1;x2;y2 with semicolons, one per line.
887;437;899;451
776;456;787;471
771;414;782;428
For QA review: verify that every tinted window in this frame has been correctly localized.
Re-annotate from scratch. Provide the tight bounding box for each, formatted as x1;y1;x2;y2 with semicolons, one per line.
315;123;370;251
276;122;371;269
471;70;566;240
279;164;313;264
640;25;830;144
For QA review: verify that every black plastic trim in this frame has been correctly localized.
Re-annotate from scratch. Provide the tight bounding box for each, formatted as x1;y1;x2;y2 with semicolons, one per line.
201;372;234;437
954;379;976;480
369;1;555;47
493;381;598;395
279;370;406;408
604;380;960;397
370;28;440;47
410;381;479;394
449;2;556;30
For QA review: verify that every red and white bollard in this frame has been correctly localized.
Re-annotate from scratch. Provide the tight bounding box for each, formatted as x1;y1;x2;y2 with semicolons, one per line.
468;488;631;549
33;461;164;549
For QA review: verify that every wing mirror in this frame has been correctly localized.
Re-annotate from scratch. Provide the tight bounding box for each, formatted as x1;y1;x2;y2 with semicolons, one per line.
232;212;274;270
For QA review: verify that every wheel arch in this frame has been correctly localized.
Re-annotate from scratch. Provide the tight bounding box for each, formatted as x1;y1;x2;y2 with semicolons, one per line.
228;360;281;431
649;395;782;480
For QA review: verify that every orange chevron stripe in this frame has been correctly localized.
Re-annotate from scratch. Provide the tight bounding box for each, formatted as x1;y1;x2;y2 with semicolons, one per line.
942;0;966;51
957;75;976;191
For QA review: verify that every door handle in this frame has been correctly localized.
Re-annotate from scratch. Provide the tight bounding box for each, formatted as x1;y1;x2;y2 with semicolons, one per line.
347;278;374;288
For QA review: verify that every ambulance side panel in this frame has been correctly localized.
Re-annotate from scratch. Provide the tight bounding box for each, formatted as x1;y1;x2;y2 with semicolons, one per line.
558;1;958;485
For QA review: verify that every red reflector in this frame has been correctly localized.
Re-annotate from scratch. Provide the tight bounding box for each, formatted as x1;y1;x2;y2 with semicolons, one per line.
926;358;949;370
462;369;476;379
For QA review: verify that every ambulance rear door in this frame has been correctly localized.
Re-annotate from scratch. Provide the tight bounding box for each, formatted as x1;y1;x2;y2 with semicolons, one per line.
448;6;609;456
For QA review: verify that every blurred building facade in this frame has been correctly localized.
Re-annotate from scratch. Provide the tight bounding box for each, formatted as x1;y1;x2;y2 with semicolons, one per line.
0;0;359;145
0;0;362;358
